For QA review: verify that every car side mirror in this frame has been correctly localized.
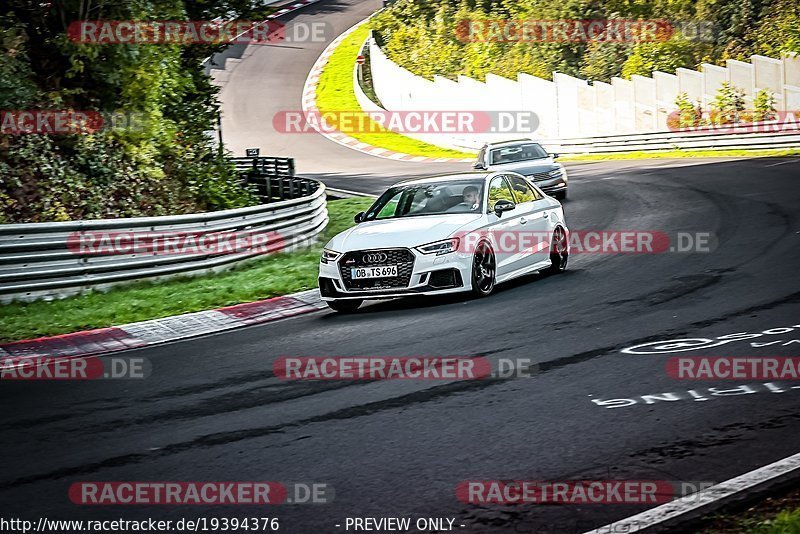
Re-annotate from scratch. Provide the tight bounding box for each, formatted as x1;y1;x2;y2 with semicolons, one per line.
493;199;515;217
354;212;366;223
472;161;486;170
550;153;560;159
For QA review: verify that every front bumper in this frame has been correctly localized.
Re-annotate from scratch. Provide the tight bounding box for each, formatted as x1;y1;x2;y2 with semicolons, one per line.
531;175;567;195
318;247;473;301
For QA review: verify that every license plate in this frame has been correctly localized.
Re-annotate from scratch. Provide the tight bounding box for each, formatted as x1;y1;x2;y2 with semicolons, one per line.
351;265;398;279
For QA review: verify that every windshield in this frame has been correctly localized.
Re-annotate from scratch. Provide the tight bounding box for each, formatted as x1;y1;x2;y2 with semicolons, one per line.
364;180;485;220
490;143;548;165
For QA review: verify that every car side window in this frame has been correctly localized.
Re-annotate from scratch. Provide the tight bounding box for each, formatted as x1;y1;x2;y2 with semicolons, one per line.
376;192;402;218
487;176;516;212
507;175;542;203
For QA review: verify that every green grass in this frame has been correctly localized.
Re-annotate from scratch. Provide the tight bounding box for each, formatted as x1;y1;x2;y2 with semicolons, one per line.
703;506;800;534
0;198;375;343
559;147;800;161
315;24;475;160
756;508;800;533
698;485;800;534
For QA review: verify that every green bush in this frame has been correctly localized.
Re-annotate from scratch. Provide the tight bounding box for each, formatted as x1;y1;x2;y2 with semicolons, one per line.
672;92;703;129
0;1;264;223
373;0;800;83
711;82;746;125
754;89;777;122
621;35;698;79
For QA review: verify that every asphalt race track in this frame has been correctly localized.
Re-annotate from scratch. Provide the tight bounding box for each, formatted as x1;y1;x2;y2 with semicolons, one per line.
216;0;466;181
2;0;799;532
2;154;800;532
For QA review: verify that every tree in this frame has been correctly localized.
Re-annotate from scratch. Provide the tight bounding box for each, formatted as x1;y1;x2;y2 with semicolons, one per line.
0;0;263;223
621;35;698;79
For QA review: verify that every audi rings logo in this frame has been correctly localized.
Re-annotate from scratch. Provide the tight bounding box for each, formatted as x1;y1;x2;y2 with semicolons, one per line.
364;252;388;263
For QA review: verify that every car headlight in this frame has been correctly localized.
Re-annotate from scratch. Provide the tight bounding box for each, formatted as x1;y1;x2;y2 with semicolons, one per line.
415;238;460;256
548;168;563;178
321;248;341;263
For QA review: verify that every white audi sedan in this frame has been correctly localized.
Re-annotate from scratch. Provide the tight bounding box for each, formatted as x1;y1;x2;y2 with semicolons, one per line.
318;172;569;312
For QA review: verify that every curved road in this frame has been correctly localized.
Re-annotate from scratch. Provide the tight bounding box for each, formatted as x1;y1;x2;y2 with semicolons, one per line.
1;1;799;533
216;0;466;188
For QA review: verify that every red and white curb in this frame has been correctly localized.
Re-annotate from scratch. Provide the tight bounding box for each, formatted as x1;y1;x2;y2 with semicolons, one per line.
585;450;800;533
0;290;327;368
301;20;474;163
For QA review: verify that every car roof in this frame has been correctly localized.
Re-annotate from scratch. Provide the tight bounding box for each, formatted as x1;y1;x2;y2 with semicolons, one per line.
484;138;541;149
395;172;490;186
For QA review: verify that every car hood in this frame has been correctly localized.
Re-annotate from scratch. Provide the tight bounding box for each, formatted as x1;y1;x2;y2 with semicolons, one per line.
326;214;481;251
488;157;558;175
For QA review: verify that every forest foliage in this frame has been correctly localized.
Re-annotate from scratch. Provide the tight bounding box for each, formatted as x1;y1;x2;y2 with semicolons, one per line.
0;0;274;223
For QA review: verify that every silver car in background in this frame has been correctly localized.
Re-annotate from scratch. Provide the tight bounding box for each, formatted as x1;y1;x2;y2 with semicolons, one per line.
473;139;568;200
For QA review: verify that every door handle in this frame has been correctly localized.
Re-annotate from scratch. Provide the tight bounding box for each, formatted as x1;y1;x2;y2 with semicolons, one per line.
520;217;528;225
542;212;549;218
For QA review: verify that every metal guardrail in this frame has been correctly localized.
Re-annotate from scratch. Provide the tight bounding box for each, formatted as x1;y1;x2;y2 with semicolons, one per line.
542;124;800;154
0;171;328;303
232;156;316;202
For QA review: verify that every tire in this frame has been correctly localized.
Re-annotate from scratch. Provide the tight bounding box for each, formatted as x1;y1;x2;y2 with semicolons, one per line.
542;226;569;275
470;240;496;297
553;190;567;201
326;299;363;313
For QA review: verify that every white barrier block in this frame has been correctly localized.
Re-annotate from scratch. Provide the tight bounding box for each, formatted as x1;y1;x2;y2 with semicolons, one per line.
654;72;678;129
555;73;587;138
702;63;729;103
612;77;635;133
753;55;785;104
519;73;558;138
431;75;460;111
486;73;533;139
677;68;704;103
784;54;800;87
577;83;597;136
593;81;615;135
632;75;657;132
727;59;755;97
786;86;800;112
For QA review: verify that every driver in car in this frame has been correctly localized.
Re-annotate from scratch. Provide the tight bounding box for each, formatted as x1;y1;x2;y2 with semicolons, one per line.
448;186;480;212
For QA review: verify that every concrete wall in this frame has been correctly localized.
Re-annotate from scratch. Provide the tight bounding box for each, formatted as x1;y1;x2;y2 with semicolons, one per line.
367;35;800;145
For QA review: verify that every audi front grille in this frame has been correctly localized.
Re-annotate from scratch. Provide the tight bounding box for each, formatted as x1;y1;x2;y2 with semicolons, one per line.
339;248;415;291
